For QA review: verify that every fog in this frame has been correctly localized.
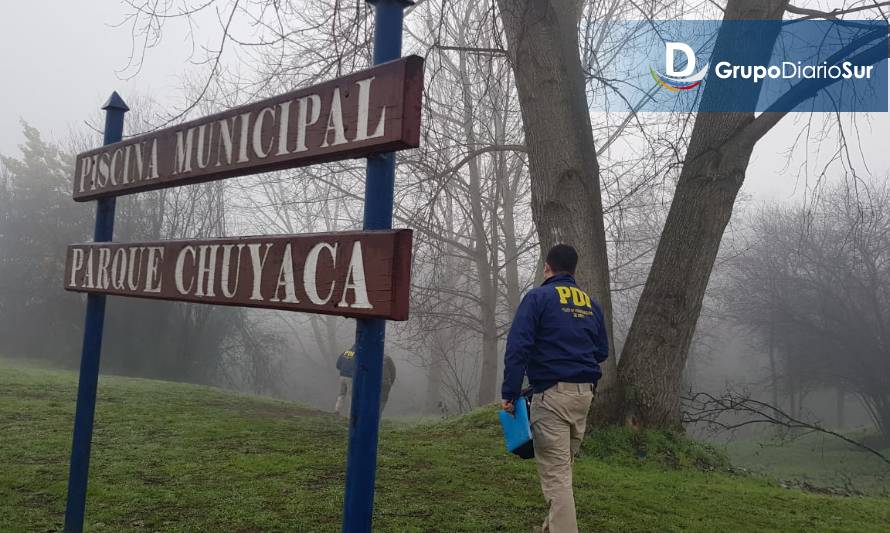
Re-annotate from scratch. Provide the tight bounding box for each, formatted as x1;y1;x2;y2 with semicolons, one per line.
1;1;889;448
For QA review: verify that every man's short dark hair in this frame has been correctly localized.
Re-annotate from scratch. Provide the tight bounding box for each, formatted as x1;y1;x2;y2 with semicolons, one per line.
545;244;578;274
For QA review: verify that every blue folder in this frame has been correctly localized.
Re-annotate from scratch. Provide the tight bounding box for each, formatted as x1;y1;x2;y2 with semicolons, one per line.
499;397;534;459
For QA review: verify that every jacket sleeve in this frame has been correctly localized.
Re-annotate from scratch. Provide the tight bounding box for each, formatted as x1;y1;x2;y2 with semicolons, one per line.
501;291;539;401
336;354;343;371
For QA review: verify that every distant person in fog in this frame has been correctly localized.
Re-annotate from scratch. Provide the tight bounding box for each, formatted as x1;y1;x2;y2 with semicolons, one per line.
334;346;356;417
380;355;397;416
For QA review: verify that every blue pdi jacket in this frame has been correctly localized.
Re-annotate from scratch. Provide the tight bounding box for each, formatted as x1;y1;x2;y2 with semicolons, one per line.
336;349;356;378
501;274;609;401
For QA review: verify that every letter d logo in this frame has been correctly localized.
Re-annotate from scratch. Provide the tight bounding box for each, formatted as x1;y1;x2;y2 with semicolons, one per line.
666;42;696;78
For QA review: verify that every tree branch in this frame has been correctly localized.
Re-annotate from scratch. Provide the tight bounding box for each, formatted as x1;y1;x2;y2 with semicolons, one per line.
786;2;890;20
683;390;890;466
738;32;888;148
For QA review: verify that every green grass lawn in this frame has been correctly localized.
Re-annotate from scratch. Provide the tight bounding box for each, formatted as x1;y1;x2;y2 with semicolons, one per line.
2;358;890;532
725;431;890;496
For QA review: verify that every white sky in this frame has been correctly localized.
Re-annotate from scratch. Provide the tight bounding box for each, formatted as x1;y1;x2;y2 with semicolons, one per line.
0;1;189;155
1;1;887;205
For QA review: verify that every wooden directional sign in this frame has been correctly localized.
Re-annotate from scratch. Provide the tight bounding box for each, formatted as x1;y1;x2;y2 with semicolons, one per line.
64;230;413;320
72;56;424;201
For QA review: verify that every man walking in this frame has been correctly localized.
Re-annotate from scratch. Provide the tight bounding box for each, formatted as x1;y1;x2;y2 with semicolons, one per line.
334;346;356;417
501;244;609;533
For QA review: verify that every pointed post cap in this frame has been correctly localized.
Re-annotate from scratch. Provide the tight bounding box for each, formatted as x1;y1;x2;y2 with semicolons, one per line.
101;91;129;112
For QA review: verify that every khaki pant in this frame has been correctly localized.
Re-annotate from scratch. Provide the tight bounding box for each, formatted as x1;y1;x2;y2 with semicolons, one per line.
531;382;595;533
334;376;352;417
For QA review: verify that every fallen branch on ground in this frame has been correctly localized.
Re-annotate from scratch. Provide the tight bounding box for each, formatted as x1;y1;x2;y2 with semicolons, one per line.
681;390;890;466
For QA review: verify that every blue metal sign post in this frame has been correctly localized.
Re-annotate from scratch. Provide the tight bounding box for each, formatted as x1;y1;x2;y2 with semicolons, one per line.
342;1;411;531
64;92;128;533
61;4;415;531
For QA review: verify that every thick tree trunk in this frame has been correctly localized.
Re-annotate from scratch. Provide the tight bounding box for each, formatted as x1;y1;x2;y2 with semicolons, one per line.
618;151;753;428
496;0;620;423
618;0;789;429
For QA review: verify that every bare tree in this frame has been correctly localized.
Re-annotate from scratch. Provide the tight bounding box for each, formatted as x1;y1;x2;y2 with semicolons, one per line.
116;0;890;426
723;179;890;442
618;0;890;429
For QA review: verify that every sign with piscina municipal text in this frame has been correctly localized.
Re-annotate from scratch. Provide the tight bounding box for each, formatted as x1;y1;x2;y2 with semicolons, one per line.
594;20;888;113
64;4;421;532
64;57;423;318
72;56;424;201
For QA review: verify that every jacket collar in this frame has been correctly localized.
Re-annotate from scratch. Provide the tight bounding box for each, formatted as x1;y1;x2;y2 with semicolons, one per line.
542;273;576;286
